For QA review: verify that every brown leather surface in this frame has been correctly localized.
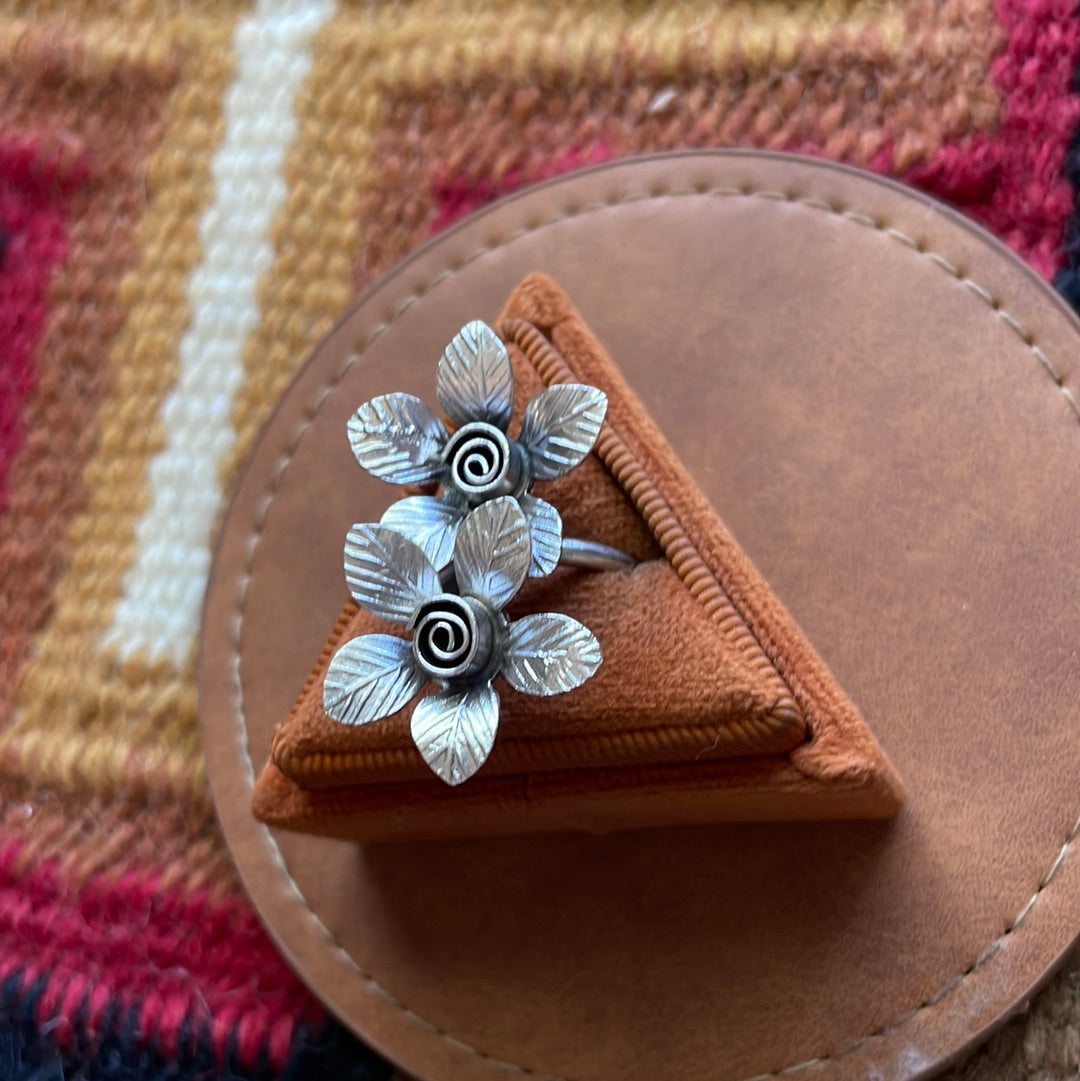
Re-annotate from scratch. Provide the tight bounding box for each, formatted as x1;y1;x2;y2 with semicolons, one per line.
199;152;1080;1081
258;275;902;838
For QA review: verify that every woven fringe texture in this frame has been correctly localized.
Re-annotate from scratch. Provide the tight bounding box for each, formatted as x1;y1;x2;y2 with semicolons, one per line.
1;0;1080;1077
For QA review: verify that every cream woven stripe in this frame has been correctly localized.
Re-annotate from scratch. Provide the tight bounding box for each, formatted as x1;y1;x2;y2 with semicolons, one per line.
105;0;336;666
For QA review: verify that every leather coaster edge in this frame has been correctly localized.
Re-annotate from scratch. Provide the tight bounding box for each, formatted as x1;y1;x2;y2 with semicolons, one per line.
198;150;1080;1081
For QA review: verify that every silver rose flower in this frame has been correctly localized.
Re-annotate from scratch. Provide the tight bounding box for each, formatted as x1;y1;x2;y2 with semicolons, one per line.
347;320;607;577
324;497;603;786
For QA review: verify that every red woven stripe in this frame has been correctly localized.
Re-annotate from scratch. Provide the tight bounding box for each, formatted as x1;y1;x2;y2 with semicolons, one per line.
0;840;323;1070
0;135;78;513
905;0;1080;278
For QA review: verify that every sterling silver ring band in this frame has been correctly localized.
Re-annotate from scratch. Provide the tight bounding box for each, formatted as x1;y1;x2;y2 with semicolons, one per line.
558;537;636;572
326;318;640;786
438;537;634;591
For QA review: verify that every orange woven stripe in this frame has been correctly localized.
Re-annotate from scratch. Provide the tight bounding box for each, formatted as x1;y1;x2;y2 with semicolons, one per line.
0;774;237;899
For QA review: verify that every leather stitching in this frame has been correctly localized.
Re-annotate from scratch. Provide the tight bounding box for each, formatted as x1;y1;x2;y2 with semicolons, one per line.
227;183;1080;1080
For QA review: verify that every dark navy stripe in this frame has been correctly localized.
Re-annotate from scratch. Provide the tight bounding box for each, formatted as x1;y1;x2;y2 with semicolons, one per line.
1054;57;1080;313
0;973;392;1081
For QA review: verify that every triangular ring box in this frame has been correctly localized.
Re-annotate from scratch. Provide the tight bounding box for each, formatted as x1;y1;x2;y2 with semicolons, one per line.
199;152;1080;1081
255;272;903;841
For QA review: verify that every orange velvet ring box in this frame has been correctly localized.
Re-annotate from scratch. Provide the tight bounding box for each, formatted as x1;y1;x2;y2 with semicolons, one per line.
252;274;904;842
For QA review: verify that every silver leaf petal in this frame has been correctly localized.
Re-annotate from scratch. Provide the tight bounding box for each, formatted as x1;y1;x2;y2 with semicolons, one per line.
380;495;463;571
519;384;608;481
519;494;563;577
324;634;425;727
503;613;602;696
452;496;530;609
347;393;447;485
344;524;440;623
436;320;514;430
410;684;499;786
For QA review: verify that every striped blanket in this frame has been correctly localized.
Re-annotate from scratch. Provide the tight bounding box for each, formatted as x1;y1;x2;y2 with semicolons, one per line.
2;1;1079;1077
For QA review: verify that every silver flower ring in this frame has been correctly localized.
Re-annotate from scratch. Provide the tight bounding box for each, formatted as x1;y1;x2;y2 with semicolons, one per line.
324;497;604;786
346;319;631;577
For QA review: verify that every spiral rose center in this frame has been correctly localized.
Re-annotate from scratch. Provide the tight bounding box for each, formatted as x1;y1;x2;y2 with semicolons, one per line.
411;594;496;680
442;422;524;504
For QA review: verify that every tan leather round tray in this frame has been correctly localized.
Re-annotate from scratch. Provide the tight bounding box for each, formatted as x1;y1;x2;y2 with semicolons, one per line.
199;152;1080;1081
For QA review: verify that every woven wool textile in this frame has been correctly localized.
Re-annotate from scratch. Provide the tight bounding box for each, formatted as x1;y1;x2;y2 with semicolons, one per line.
2;1;1080;1078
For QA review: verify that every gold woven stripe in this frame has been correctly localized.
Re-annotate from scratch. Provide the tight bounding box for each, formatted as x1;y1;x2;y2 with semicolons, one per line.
356;0;908;90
